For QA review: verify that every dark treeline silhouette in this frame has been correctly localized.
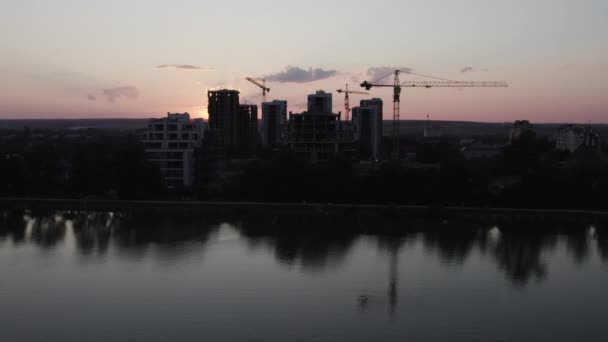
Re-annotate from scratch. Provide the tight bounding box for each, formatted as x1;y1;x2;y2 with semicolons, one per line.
1;209;606;287
223;132;608;209
0;129;164;199
2;128;607;210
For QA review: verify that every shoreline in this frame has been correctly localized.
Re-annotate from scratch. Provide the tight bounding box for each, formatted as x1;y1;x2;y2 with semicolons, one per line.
1;198;607;224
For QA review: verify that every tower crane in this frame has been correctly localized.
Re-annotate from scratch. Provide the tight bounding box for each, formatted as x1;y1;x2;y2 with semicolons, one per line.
361;69;508;161
245;77;270;103
336;84;369;121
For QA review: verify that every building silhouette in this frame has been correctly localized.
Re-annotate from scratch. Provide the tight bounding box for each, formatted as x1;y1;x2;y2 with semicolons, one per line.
261;100;287;149
423;114;442;138
208;89;240;158
238;104;259;154
207;89;258;158
141;112;205;187
286;91;354;162
308;90;333;113
509;120;534;143
360;98;383;144
352;105;380;160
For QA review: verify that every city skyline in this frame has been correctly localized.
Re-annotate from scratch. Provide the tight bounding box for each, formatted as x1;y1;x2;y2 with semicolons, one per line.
1;0;607;122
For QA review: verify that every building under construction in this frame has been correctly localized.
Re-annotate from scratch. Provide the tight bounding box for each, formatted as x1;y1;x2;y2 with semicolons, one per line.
238;104;259;154
261;100;287;149
287;90;354;162
308;90;333;112
207;89;258;158
360;98;383;140
352;105;381;160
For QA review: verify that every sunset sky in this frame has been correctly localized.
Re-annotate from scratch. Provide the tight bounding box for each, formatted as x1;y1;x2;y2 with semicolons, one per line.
1;0;607;122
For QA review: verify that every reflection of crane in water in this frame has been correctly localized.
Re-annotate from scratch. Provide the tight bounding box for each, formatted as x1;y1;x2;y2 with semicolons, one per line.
388;246;398;316
358;238;403;318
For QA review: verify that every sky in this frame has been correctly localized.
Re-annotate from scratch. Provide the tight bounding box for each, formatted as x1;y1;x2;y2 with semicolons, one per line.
1;0;607;123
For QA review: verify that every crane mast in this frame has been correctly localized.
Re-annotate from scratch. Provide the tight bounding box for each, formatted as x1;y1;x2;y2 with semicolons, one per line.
336;84;369;121
392;70;401;161
361;69;508;161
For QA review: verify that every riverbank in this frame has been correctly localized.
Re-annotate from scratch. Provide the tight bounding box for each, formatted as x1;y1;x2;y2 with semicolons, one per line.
1;197;607;225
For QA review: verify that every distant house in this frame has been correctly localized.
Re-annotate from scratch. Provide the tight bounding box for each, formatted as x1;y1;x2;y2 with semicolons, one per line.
461;141;501;159
141;112;206;188
509;120;534;143
556;125;600;153
423;115;442;138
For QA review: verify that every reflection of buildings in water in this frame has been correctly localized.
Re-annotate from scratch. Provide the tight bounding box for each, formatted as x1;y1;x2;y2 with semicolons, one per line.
27;213;67;248
4;211;608;287
358;237;406;318
237;227;358;273
491;228;556;287
71;211;118;256
0;210;27;243
388;248;398;317
593;226;608;262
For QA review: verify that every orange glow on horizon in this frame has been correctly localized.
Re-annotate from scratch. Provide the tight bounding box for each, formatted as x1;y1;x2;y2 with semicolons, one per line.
194;107;209;120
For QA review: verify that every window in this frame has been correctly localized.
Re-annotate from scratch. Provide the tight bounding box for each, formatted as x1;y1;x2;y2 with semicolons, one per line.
145;152;166;159
165;169;183;177
167;161;183;169
144;142;162;149
167;152;183;159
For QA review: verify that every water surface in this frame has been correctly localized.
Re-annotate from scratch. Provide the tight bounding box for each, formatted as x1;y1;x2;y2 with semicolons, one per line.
1;211;608;342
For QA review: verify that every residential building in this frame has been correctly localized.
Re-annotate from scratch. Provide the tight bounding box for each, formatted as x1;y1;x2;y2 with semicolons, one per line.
360;97;383;145
207;89;240;157
307;90;332;113
461;141;501;160
261;100;287;148
238;104;259;154
556;125;600;153
141;112;205;188
287;110;354;162
207;89;258;157
352;106;380;160
423;115;442;138
509;120;534;143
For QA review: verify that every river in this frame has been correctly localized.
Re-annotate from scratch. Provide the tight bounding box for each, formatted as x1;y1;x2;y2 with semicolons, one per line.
1;210;607;341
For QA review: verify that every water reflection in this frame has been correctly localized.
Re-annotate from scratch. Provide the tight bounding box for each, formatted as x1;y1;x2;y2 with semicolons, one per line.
71;212;114;256
1;209;607;290
0;210;26;243
491;229;553;287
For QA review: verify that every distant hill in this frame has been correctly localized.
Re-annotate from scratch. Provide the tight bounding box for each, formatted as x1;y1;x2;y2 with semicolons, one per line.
0;119;149;131
1;118;605;140
384;120;608;139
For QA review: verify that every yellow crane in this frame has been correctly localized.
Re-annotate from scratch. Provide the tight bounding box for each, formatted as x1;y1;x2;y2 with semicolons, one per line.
361;69;508;161
336;84;369;121
245;77;270;103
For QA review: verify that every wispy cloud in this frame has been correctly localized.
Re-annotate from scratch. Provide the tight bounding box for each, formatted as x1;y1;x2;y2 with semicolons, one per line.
156;64;213;71
264;66;338;83
103;86;139;103
461;66;474;73
87;94;96;101
366;66;413;81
